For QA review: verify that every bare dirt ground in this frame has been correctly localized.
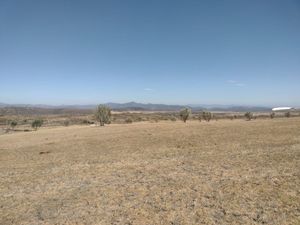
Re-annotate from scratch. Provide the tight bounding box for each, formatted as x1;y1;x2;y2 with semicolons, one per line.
0;118;299;225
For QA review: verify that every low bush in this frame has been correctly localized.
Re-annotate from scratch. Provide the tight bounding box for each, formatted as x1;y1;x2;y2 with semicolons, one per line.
63;120;70;126
202;111;212;122
31;119;43;130
10;121;17;130
125;118;133;123
285;112;291;118
198;115;202;122
82;119;94;124
244;112;253;121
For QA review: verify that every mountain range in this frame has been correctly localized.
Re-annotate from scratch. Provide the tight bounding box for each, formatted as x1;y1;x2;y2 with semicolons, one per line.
0;102;271;112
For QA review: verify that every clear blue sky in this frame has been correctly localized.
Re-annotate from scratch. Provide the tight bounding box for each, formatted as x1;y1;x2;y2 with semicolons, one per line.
1;0;300;106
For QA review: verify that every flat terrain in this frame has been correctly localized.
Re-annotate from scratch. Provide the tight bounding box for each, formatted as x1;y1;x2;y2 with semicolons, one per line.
0;118;299;225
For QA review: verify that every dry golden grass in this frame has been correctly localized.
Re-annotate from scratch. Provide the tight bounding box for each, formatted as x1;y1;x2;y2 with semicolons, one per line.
0;118;299;224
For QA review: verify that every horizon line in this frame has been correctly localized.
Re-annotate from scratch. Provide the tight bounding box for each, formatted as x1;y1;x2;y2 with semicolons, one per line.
1;101;296;108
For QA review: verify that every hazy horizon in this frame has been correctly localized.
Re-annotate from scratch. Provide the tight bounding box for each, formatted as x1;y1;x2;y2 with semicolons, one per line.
0;100;297;108
1;0;300;106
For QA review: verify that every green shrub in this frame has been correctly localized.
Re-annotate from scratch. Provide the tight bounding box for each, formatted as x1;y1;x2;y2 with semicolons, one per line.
202;111;212;122
136;116;143;122
179;108;191;123
95;105;111;126
244;112;253;121
31;119;43;130
9;121;17;130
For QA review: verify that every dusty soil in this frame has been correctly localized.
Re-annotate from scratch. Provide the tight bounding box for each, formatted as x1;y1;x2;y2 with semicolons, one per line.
0;118;299;225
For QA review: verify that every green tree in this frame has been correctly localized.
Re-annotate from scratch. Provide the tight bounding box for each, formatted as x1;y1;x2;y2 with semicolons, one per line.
95;105;111;126
179;108;191;123
10;121;17;130
169;116;176;122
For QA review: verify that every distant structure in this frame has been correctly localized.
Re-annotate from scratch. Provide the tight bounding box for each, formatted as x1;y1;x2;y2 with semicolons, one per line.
272;107;294;111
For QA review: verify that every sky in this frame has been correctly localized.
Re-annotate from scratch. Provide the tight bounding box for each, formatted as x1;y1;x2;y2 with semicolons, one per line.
0;0;300;106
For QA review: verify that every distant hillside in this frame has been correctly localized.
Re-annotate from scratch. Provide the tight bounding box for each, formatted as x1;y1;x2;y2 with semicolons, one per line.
0;106;92;116
205;106;271;112
0;102;191;112
105;102;190;111
0;102;272;115
0;103;9;107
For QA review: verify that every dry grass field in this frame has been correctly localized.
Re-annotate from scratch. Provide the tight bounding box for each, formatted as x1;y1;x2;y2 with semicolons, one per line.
0;118;299;224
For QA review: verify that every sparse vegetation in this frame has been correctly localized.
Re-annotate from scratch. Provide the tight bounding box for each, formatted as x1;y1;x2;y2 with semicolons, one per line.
270;112;275;119
95;105;111;126
1;118;300;225
31;119;43;130
202;111;212;122
285;112;291;118
179;108;191;123
82;119;94;125
152;118;159;123
9;121;17;130
244;112;253;121
63;120;70;126
125;118;133;123
169;116;176;121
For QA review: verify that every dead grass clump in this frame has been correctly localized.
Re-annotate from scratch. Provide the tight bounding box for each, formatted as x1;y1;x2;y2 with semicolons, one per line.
285;112;291;118
169;116;177;121
125;118;133;123
63;120;70;126
81;119;94;125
